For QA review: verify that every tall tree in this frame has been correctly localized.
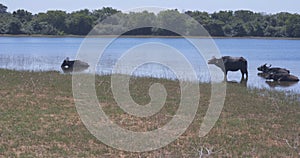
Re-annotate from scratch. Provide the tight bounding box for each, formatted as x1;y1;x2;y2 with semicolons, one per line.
45;10;67;32
286;14;300;37
234;10;255;22
232;23;247;37
185;10;210;25
211;11;233;23
92;7;120;23
13;9;33;23
156;9;187;35
66;9;93;35
204;20;225;36
0;4;7;14
7;20;22;34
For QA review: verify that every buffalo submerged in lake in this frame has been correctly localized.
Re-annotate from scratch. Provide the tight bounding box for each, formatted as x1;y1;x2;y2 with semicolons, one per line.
208;56;248;80
257;63;299;82
266;73;299;82
61;57;89;73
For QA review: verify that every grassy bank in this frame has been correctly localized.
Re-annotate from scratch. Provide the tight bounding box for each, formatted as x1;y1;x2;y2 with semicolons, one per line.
0;69;299;157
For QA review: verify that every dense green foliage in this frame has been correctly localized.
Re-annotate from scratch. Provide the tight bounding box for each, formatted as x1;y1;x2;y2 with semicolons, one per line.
1;3;300;37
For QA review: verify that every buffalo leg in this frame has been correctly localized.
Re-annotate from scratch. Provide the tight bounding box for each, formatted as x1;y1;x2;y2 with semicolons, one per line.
241;70;245;79
241;70;248;79
224;71;228;81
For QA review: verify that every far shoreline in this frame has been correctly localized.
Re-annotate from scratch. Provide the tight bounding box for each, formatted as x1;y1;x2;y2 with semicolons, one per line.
1;34;300;40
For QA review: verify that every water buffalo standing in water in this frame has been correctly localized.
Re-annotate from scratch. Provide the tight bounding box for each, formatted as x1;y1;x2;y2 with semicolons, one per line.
208;56;248;80
61;57;89;73
257;63;290;74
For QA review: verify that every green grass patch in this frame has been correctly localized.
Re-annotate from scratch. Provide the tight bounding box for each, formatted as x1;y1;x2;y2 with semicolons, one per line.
0;69;299;157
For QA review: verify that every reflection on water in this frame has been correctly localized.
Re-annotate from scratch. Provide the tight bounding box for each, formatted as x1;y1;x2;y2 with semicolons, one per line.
226;78;248;87
257;72;269;79
0;37;300;93
265;81;298;88
257;72;299;89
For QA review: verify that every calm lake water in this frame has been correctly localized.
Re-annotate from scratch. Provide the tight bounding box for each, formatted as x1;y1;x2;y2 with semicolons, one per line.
1;36;300;93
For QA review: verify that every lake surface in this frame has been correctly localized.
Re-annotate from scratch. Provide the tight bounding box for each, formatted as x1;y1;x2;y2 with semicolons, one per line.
1;36;300;93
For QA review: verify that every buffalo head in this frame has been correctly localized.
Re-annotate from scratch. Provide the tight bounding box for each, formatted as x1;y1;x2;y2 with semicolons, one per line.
257;63;271;72
208;56;221;64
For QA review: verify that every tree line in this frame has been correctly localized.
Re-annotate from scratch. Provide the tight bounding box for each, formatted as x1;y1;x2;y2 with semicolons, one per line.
1;3;300;37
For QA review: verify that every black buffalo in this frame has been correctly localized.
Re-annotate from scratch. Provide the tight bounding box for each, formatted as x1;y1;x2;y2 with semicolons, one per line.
257;64;290;74
208;56;248;80
266;73;299;82
61;57;89;73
